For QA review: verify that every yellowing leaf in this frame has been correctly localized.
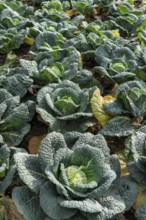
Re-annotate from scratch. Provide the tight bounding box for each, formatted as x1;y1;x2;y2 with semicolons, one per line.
112;30;120;37
24;35;35;46
0;195;25;220
103;95;114;102
119;159;129;176
28;135;45;154
65;9;77;16
90;88;114;126
133;185;146;209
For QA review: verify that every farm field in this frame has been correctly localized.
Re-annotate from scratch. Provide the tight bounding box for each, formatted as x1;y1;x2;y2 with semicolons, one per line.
0;0;146;219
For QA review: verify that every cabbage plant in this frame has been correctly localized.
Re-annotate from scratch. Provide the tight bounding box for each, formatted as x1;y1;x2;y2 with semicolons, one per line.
125;125;146;219
0;144;26;194
12;132;137;220
98;80;146;137
104;80;146;118
0;67;33;98
94;42;137;83
0;89;35;145
36;80;97;132
127;126;146;184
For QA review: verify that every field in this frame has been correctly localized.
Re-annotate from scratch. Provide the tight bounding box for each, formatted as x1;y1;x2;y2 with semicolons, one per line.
0;0;146;219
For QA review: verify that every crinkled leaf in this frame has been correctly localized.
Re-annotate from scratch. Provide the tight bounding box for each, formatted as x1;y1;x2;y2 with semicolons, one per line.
14;153;47;193
38;132;67;172
12;186;46;220
1;124;30;146
85;193;125;220
115;175;138;210
99;116;139;137
40;182;76;220
0;69;33;98
58;197;102;213
135;204;146;220
127;162;146;184
72;133;110;159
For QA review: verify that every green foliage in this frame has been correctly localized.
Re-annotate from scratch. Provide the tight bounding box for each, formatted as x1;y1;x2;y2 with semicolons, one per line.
36;80;96;132
105;80;146;118
0;144;26;194
94;42;137;83
127;126;146;184
99;116;138;137
13;132;137;220
135;204;146;220
1;0;146;218
0;89;35;145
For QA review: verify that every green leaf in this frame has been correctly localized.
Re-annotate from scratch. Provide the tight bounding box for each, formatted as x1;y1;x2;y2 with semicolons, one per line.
70;145;105;184
58;197;102;213
38;132;67;171
118;88;146;117
40;182;76;220
115;176;138;210
99;116;138;137
135;204;146;220
1;124;30;146
85;192;125;220
0;165;16;194
12;186;46;220
14;153;47;193
118;5;132;14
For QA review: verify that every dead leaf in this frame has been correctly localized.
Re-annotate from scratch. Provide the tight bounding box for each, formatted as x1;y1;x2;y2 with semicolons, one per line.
1;195;25;220
133;184;146;209
65;9;77;16
28;135;45;154
132;117;143;125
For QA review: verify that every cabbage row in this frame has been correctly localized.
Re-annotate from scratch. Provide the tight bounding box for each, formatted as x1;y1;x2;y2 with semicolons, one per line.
1;0;146;219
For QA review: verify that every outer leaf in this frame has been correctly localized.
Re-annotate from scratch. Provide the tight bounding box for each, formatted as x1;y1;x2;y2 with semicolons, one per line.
115;176;138;210
59;197;102;213
12;186;46;220
135;204;146;220
14;153;47;193
0;68;33;98
1;124;30;146
40;182;76;220
38;132;67;172
127;162;146;184
85;193;125;220
99;116;138;137
0;165;16;194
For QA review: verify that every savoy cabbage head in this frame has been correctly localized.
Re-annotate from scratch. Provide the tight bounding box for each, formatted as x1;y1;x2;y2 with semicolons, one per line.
36;80;96;132
12;132;137;220
104;80;146;118
98;80;146;137
29;46;91;86
94;42;137;83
